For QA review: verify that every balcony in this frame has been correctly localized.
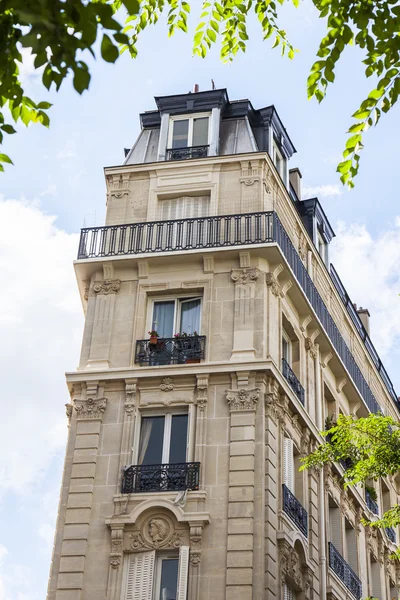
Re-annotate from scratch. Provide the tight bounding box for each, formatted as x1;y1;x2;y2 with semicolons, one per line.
282;358;305;406
77;210;390;418
166;145;209;161
328;543;362;599
135;335;206;365
386;526;396;543
121;462;200;493
365;490;379;515
282;484;308;537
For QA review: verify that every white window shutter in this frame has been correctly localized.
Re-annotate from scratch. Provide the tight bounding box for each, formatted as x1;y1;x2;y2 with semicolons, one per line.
187;404;196;463
177;545;190;600
124;551;155;600
283;583;296;600
283;438;295;493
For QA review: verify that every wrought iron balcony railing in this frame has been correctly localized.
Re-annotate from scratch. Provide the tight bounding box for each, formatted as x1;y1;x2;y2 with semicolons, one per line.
386;526;396;543
328;543;362;599
166;145;209;161
282;358;305;406
135;335;206;365
77;210;389;417
121;462;200;493
282;484;308;537
365;490;379;515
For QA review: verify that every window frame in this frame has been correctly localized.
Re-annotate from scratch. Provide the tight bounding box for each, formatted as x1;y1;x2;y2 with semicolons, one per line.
135;407;189;465
167;112;211;149
147;295;203;338
282;329;292;365
272;139;286;181
153;552;179;600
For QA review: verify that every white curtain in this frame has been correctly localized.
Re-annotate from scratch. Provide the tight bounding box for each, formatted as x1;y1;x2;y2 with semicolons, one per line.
153;301;175;338
138;419;153;465
180;299;201;335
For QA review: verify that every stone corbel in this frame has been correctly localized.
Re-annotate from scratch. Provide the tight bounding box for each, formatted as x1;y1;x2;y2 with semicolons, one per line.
189;523;203;566
321;351;333;369
266;263;284;297
110;526;124;569
265;376;282;423
336;378;347;394
300;315;312;333
305;337;318;360
196;375;209;412
125;378;137;415
137;260;149;279
93;279;121;295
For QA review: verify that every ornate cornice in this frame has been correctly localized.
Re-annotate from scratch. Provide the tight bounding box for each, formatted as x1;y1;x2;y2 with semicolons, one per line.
93;279;121;295
74;397;107;420
226;387;260;412
231;267;259;285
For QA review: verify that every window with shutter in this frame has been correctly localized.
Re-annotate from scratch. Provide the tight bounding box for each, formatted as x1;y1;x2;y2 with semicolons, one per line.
328;500;342;552
345;521;358;575
123;551;155;600
370;556;381;599
177;545;190;600
283;438;295;493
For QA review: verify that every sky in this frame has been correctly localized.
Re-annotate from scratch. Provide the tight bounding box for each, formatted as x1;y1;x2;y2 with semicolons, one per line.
1;3;400;598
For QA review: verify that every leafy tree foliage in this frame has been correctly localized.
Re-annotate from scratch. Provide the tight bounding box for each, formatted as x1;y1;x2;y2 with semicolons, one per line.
0;0;399;184
301;413;400;558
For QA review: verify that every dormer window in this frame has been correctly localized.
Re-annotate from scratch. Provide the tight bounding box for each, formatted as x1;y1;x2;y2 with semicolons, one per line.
272;138;287;183
167;113;210;160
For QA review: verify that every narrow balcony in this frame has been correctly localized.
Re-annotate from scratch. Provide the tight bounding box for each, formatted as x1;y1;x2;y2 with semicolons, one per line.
121;462;200;494
386;527;396;543
365;490;379;515
166;145;209;160
328;542;362;599
135;335;206;365
282;484;308;537
282;358;305;405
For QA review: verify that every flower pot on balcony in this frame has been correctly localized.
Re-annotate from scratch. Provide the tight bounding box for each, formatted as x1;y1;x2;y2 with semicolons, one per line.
185;358;200;364
149;336;158;346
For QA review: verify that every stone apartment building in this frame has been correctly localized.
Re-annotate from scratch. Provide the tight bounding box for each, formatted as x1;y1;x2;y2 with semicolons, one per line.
47;88;400;600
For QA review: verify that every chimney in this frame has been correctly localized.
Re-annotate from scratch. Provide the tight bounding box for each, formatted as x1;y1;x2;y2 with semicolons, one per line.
193;84;199;93
289;168;302;199
357;306;370;335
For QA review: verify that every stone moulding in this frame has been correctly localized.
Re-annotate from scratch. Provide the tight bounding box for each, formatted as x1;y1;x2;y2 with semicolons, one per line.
230;267;259;285
74;397;107;419
226;387;260;411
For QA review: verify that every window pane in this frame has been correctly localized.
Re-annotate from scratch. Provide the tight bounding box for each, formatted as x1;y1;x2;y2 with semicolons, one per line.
192;117;209;146
153;301;175;338
180;299;201;335
169;415;188;463
159;558;179;600
172;120;189;148
139;416;165;465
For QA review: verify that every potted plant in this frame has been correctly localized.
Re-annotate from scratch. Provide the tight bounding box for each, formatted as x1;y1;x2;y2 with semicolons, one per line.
174;331;201;363
148;330;159;345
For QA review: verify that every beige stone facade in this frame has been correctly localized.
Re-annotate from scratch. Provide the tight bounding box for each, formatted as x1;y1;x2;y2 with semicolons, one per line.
47;90;400;600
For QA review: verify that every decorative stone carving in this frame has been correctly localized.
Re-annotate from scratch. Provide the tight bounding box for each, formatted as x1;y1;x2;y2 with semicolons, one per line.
160;377;174;392
93;279;121;295
265;272;282;297
265;377;282;422
305;337;318;360
196;376;208;412
298;233;308;263
110;527;124;570
125;379;137;415
125;514;186;552
279;540;313;598
240;162;260;186
226;387;260;411
74;397;107;420
189;524;203;566
231;267;259;285
107;174;130;198
65;403;73;420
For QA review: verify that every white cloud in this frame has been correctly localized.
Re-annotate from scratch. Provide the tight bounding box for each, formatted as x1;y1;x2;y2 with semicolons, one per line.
331;219;400;357
56;140;77;161
16;48;37;83
40;183;57;198
302;184;343;198
0;196;83;495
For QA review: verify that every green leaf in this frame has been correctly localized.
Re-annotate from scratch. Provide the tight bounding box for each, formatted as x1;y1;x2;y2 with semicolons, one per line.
121;0;140;13
0;153;13;165
73;68;91;94
36;102;52;110
101;34;120;63
1;124;17;134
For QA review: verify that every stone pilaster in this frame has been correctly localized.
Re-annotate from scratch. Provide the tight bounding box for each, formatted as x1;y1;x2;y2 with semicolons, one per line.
116;378;138;490
86;279;120;369
106;525;124;600
55;382;107;600
230;261;260;361
225;384;260;600
265;377;281;598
